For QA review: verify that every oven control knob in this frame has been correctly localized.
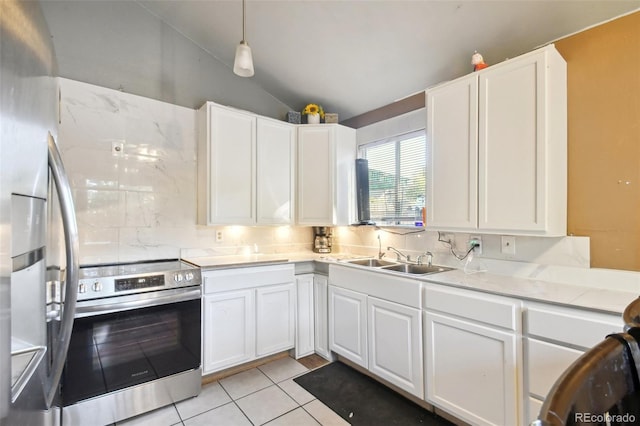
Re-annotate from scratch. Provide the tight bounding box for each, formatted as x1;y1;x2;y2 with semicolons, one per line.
185;272;194;281
174;273;183;282
78;282;87;293
92;281;102;292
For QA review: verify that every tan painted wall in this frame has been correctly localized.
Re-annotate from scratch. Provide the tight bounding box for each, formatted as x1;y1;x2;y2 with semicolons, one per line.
555;11;640;271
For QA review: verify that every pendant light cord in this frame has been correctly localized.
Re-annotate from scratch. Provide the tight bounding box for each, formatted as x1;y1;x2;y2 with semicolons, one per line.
242;0;246;42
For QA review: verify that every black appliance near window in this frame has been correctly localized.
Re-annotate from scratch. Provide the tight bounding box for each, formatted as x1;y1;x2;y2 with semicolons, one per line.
355;158;375;225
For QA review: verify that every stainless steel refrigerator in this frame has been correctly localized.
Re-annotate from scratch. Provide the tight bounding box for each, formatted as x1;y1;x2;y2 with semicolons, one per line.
1;2;79;425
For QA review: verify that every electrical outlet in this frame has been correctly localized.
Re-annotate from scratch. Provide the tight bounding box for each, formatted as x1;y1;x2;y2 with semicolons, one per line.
469;235;482;255
215;229;224;242
501;236;516;255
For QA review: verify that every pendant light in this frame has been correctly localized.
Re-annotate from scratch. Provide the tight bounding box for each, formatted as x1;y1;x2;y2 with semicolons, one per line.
233;0;254;77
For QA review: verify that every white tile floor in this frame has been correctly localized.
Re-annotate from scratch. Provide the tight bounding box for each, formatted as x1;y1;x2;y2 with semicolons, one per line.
116;357;349;426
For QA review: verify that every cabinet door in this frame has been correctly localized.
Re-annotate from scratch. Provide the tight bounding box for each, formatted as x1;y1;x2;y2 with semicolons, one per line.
256;283;295;357
478;50;546;232
426;77;478;230
526;338;582;401
297;126;335;225
202;290;255;374
313;274;332;360
328;285;367;368
528;396;543;425
256;118;295;224
368;297;423;398
294;274;315;358
208;105;256;224
425;311;520;426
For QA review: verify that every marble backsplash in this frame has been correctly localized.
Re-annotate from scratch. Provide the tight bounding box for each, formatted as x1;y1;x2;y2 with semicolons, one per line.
57;78;313;264
57;77;640;293
333;226;590;268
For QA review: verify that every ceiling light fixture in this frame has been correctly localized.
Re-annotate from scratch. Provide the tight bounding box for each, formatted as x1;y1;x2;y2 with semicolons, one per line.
233;0;254;77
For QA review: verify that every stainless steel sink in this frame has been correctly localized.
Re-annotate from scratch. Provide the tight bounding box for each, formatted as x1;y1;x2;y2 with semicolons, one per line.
381;263;452;275
345;258;397;267
343;258;452;276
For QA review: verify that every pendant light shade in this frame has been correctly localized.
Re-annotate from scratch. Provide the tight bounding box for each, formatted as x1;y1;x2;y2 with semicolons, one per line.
233;0;254;77
234;41;254;77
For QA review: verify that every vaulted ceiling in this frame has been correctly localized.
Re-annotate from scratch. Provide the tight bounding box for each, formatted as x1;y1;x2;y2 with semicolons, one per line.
42;1;640;121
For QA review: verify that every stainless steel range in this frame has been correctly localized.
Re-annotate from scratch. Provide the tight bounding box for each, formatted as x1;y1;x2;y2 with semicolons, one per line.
62;259;202;426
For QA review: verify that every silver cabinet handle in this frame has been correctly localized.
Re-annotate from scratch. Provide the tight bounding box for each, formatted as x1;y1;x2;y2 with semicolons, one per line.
45;133;79;408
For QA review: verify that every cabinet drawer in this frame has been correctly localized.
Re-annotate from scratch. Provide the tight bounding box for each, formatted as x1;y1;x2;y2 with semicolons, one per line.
203;264;294;294
424;284;521;330
528;396;543;424
526;338;582;399
525;304;621;349
330;264;422;309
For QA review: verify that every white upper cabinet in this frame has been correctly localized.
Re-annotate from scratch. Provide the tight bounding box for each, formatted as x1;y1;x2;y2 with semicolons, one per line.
297;124;356;226
198;103;256;225
197;102;296;225
426;44;567;236
426;75;479;229
256;118;296;224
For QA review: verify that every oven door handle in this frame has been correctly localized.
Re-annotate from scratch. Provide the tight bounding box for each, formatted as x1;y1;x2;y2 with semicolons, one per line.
74;287;201;318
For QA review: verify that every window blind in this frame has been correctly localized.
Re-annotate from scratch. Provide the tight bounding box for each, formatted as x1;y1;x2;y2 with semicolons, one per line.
360;130;426;226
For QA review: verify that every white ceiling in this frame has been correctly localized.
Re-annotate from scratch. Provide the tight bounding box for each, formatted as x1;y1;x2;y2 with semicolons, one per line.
54;1;640;121
135;0;640;121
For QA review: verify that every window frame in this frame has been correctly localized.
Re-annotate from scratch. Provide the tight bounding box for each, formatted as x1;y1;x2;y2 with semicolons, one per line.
358;129;427;227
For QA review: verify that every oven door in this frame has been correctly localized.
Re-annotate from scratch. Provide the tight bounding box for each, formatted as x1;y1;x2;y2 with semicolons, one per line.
63;289;201;406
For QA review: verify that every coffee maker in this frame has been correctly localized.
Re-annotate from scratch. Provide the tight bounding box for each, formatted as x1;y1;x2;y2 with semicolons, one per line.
313;226;332;253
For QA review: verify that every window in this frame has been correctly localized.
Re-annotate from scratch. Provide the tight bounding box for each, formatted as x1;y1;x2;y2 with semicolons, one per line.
360;130;426;226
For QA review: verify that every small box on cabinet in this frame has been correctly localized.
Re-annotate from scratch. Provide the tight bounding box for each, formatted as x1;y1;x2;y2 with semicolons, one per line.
324;113;339;123
286;111;301;124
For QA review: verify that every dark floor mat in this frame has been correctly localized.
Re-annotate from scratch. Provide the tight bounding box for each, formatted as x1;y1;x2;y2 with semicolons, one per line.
294;361;454;426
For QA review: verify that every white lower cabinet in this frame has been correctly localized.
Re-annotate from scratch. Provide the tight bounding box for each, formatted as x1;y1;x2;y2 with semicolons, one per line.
202;265;296;375
296;272;334;360
256;283;296;357
202;289;255;373
425;311;519;426
424;283;522;426
523;302;621;423
328;264;424;399
313;274;333;361
368;296;423;398
294;274;315;359
328;285;368;368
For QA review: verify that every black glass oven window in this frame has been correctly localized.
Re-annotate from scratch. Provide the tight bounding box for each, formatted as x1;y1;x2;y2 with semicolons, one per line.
62;299;200;405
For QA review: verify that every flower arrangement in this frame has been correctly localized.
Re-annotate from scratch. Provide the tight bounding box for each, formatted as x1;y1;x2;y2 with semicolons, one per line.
302;103;325;119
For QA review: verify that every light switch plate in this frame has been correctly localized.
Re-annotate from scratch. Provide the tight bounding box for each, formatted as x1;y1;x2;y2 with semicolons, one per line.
501;236;516;255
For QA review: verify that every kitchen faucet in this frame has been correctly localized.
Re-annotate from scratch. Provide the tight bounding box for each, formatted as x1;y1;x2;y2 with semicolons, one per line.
416;251;433;266
387;246;410;262
378;234;385;259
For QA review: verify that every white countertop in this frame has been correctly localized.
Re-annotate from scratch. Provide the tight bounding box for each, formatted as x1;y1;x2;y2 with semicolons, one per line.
183;252;362;269
420;269;636;315
184;252;637;315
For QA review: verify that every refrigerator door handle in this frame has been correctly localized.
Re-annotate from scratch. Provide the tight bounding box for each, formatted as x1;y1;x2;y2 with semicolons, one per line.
45;132;79;408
